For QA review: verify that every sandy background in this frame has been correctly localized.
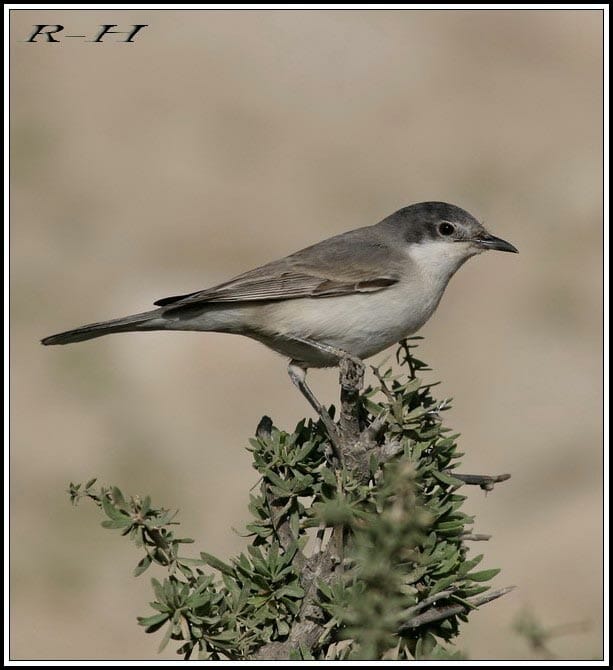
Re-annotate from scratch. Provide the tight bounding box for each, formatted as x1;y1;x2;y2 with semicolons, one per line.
10;9;603;661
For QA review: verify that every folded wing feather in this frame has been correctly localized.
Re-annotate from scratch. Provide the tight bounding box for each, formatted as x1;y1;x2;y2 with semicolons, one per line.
154;227;403;308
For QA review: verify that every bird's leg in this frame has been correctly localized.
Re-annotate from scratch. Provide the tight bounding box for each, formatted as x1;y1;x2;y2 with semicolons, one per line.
286;335;365;389
287;361;342;461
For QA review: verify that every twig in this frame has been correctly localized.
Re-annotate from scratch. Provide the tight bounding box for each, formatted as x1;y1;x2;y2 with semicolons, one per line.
449;472;511;491
460;533;492;542
401;586;516;630
403;588;458;618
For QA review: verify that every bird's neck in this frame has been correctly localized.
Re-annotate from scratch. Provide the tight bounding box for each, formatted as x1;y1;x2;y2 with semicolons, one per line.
408;241;477;288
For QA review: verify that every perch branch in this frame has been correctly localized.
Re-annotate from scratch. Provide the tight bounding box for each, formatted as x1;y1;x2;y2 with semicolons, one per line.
338;356;364;453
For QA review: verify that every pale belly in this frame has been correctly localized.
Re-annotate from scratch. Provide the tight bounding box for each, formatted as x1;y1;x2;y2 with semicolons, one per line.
244;280;446;366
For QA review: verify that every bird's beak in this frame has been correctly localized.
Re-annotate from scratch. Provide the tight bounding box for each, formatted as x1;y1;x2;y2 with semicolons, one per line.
474;233;519;254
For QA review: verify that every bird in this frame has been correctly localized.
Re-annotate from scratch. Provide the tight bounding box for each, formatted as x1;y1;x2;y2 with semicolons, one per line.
42;201;518;439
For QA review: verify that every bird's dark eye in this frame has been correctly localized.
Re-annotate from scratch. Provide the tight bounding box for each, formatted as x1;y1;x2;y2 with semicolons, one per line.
438;222;455;236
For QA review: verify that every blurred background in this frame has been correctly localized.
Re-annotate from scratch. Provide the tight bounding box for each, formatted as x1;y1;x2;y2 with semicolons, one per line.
10;9;603;661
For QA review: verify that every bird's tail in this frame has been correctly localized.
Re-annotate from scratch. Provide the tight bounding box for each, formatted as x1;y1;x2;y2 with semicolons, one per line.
41;310;159;346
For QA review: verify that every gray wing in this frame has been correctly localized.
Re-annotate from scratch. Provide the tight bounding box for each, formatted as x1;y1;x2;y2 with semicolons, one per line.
154;226;405;308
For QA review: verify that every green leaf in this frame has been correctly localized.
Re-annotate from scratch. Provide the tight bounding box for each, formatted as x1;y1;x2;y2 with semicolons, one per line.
210;630;237;642
111;486;126;507
138;612;169;633
200;552;235;577
148;600;169;614
466;568;500;582
435;520;466;532
405;566;428;584
460;584;490;598
137;612;168;627
264;469;291;491
429;574;458;596
431;470;464;488
177;557;206;566
133;554;152;577
276;583;305;599
277;619;290;636
151;578;165;602
101;493;126;521
317;581;334;600
157;622;173;652
363;398;384;415
141;495;151;513
320;467;338;488
457;554;483;576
